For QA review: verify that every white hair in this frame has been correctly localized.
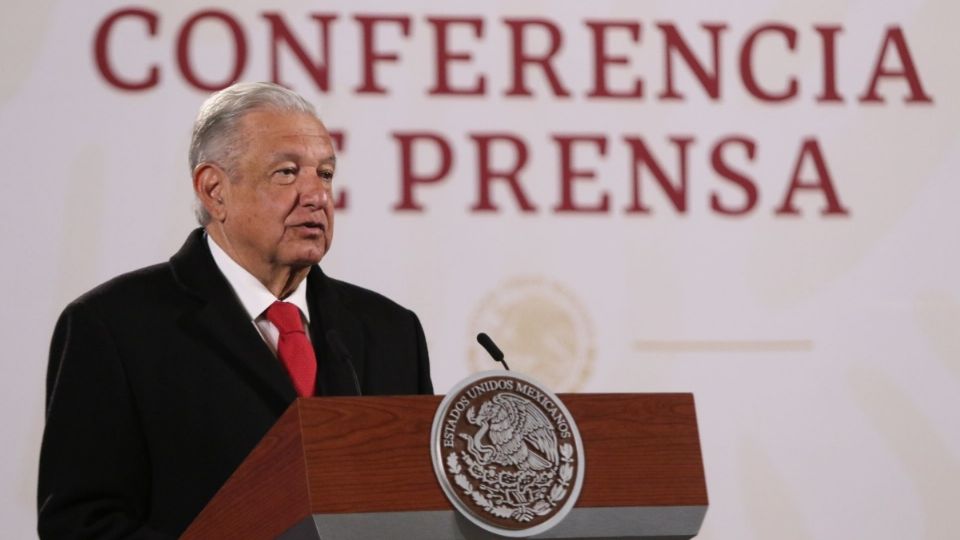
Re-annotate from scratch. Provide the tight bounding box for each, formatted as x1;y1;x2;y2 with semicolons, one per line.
189;82;318;224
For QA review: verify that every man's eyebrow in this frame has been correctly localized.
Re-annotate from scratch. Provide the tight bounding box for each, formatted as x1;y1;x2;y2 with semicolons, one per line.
268;152;337;167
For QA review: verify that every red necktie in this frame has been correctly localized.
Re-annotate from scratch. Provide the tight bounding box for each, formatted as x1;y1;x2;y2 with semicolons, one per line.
265;301;317;397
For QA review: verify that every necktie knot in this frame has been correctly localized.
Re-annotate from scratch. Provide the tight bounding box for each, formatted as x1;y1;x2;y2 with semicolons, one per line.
266;301;305;335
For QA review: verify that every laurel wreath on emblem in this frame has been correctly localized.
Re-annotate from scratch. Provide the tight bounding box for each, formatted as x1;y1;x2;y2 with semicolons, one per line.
444;392;576;523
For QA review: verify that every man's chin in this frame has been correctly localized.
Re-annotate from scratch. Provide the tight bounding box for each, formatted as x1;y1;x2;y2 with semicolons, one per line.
282;246;326;268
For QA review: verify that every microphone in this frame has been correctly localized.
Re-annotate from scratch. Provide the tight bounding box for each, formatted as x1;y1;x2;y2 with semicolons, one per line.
476;333;510;371
326;329;363;396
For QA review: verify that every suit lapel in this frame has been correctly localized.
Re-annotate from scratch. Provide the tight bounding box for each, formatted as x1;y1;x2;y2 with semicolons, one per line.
169;229;297;411
306;267;365;396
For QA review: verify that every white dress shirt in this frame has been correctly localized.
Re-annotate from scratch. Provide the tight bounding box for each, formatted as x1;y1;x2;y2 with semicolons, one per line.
206;235;312;356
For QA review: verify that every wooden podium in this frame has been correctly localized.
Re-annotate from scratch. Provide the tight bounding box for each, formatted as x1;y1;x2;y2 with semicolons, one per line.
181;394;707;539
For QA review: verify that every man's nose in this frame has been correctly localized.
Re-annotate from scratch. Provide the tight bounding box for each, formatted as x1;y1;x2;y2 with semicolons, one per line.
299;171;330;208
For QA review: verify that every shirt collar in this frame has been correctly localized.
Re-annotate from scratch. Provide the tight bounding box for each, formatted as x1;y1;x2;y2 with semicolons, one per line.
206;233;311;322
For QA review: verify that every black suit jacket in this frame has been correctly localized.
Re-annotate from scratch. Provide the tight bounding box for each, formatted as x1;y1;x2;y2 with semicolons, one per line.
38;229;433;539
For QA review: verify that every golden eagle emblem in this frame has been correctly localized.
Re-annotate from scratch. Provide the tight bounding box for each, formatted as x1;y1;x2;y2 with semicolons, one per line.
463;393;558;472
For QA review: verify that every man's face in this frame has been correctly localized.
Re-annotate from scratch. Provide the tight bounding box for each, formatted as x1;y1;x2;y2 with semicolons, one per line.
218;109;336;273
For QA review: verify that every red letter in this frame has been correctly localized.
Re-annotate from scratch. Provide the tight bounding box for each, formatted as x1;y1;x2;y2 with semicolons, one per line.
815;25;843;103
392;132;452;212
859;26;932;104
262;13;337;92
469;134;535;213
354;15;411;94
93;8;160;91
585;21;643;98
328;130;348;210
710;136;758;215
504;19;571;97
176;10;247;91
427;17;485;96
623;136;693;214
740;24;798;102
658;23;726;100
775;138;849;216
553;135;609;213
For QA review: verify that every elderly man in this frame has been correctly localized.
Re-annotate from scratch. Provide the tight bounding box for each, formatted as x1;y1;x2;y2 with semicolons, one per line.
38;83;433;538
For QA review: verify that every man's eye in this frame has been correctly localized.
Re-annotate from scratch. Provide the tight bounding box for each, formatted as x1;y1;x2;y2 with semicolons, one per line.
272;167;298;183
319;169;335;182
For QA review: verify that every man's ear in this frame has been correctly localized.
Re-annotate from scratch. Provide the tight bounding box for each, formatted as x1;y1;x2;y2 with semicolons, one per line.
193;164;228;222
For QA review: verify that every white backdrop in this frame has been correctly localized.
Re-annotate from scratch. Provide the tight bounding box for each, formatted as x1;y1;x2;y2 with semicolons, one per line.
2;1;959;538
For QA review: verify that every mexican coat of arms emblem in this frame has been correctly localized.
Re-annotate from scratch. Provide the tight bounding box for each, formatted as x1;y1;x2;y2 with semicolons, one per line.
431;371;585;537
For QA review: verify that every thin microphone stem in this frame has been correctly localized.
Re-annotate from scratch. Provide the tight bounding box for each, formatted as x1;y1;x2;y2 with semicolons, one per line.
326;330;363;396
